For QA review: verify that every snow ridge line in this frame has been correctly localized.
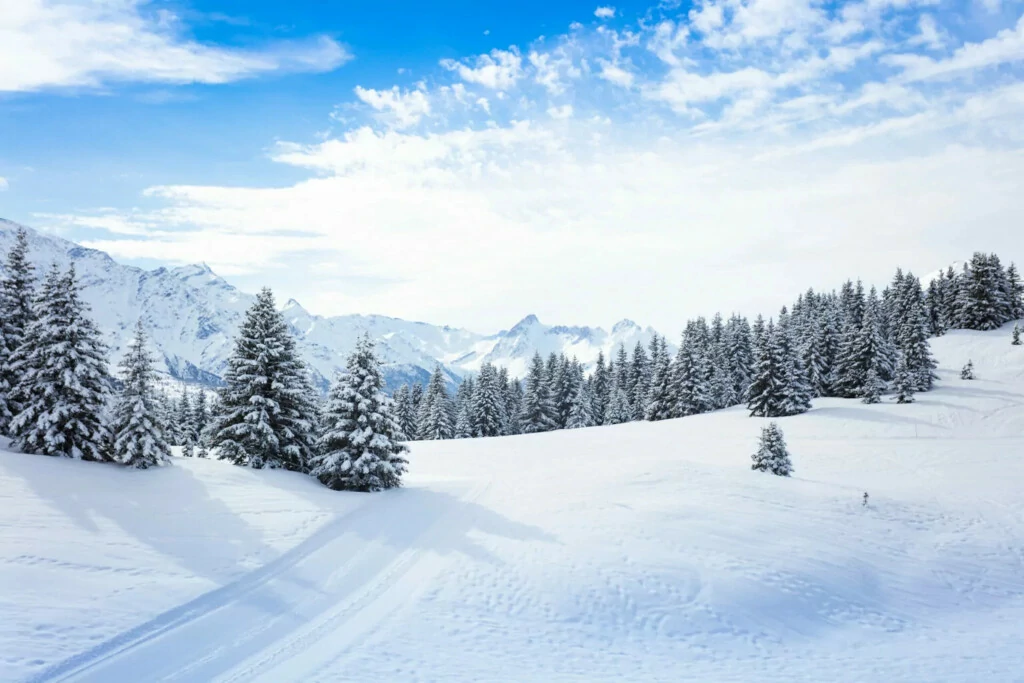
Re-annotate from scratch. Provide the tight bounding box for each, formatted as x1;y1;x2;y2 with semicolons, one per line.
216;479;493;682
23;499;379;683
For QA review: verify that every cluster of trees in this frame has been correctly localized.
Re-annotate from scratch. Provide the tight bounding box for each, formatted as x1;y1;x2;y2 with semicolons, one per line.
0;229;406;491
0;229;168;468
391;252;1022;437
925;253;1023;334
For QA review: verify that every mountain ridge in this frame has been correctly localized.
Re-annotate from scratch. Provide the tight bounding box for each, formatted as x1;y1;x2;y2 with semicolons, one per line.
0;219;666;389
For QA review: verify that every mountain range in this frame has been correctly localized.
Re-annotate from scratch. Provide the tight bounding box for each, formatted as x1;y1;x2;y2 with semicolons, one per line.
0;219;665;390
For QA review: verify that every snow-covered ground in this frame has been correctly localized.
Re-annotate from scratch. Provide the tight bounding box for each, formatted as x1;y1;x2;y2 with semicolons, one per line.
2;325;1023;682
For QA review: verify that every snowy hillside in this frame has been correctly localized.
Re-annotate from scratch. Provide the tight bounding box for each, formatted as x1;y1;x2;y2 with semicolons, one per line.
0;220;663;389
2;324;1023;682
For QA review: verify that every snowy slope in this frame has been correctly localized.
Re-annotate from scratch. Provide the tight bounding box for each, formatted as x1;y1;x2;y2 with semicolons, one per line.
0;220;663;388
2;324;1023;682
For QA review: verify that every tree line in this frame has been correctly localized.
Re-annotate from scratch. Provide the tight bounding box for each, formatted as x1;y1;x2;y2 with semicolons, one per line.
390;252;1023;439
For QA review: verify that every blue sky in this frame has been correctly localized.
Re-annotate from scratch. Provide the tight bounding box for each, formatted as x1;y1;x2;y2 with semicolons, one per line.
1;0;1022;332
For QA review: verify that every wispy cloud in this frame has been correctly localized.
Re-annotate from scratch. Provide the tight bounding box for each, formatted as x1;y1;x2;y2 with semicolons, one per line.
595;6;616;19
0;0;351;93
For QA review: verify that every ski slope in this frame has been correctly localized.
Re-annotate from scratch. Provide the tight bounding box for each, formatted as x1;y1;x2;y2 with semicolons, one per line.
2;325;1023;682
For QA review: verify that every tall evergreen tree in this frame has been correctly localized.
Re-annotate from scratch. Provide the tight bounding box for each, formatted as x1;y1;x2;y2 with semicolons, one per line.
392;384;417;440
747;321;788;418
310;335;408;491
893;354;915;404
209;288;318;471
112;320;172;469
644;338;674;421
603;382;631;425
520;352;557;433
0;228;35;432
591;350;610;426
566;382;596;429
1007;263;1024;320
417;364;455;440
860;368;884;404
471;363;505;437
10;264;112;461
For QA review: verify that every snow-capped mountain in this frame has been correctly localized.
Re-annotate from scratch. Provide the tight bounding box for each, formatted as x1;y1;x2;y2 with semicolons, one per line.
0;219;667;389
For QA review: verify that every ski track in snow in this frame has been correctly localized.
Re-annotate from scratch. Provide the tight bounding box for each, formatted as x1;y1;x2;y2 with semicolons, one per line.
3;326;1024;681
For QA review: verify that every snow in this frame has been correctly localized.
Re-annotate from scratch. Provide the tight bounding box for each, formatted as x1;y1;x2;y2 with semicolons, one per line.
0;220;666;388
2;325;1024;681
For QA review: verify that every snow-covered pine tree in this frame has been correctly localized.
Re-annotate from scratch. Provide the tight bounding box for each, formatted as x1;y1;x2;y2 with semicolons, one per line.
10;264;112;461
392;384;416;440
776;308;812;415
454;376;474;439
208;287;318;471
603;382;631;425
893;274;937;391
590;350;610;426
644;339;674;421
417;364;455;440
504;376;524;435
747;321;788;418
566;382;595;429
176;385;195;455
0;227;35;432
112;320;172;469
310;334;408;492
471;363;505;438
628;341;650;421
726;315;754;402
410;382;424;414
1013;323;1022;346
751;422;793;476
1007;263;1024;320
860;367;884;404
192;388;209;449
893;354;915;404
961;360;975;380
834;289;886;399
520;352;558;433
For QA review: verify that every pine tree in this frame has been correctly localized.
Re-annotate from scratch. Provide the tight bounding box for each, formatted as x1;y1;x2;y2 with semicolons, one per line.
471;363;505;437
392;384;417;440
751;422;793;476
644;340;674;421
417;364;455;440
893;354;915;404
566;382;595;429
747;321;787;418
1013;323;1022;346
310;335;408;491
176;385;195;453
1007;263;1024;320
590;350;610;425
520;352;557;433
603;383;631;425
454;376;474;439
960;360;975;380
112;320;172;469
192;388;209;448
860;368;883;404
10;264;112;461
0;227;35;432
209;288;318;471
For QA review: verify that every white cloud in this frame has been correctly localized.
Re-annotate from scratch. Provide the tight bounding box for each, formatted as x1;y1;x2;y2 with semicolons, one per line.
440;48;524;91
595;6;616;19
354;86;431;129
597;59;635;87
0;0;350;93
886;15;1024;81
910;14;946;50
547;104;574;119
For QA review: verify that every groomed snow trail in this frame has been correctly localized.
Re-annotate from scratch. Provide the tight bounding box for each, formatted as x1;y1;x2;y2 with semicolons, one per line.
25;480;488;683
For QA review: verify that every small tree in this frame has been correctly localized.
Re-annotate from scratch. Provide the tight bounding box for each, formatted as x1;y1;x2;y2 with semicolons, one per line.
1013;323;1022;346
960;360;975;380
112;321;172;469
310;335;408;492
892;355;915;404
751;422;793;476
860;367;884;404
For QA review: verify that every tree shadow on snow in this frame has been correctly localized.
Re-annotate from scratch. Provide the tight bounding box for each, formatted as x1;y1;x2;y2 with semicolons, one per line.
0;453;300;614
340;486;558;565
